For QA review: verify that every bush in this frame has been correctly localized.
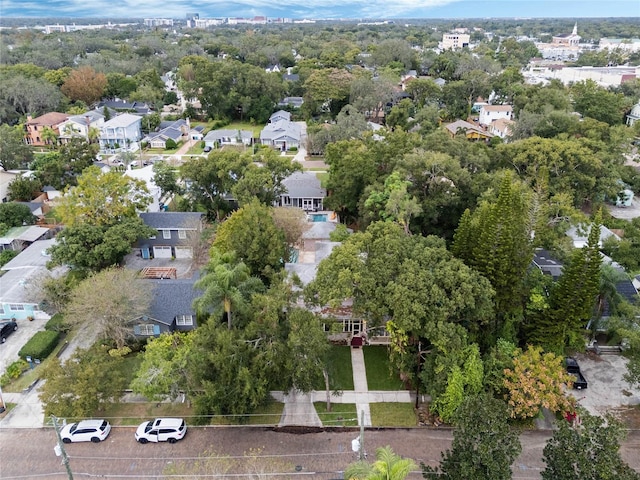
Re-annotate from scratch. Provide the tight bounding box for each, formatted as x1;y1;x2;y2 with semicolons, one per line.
165;138;178;150
288;146;298;152
45;313;69;333
19;330;60;361
0;249;18;267
0;359;29;386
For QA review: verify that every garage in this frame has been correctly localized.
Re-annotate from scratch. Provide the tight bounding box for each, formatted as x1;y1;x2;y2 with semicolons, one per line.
174;246;193;259
153;246;172;258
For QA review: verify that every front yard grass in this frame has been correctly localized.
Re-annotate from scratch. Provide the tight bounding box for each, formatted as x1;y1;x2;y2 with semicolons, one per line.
363;346;404;390
98;400;284;426
369;403;417;427
314;346;354;391
314;402;358;427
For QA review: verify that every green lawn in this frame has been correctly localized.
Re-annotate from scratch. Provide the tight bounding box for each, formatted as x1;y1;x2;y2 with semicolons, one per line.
225;121;263;137
314;346;354;391
363;346;404;390
314;402;358;427
370;403;417;427
99;400;283;427
315;172;329;187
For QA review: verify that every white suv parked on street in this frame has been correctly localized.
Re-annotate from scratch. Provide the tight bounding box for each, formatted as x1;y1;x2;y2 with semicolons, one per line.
135;418;187;444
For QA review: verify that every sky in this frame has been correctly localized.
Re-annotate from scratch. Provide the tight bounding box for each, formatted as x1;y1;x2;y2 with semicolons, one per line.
1;0;639;19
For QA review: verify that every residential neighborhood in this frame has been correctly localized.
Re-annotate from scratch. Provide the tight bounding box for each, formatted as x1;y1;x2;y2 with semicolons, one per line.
1;11;640;480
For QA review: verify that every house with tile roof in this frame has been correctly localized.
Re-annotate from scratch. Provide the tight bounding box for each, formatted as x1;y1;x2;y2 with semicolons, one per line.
24;112;69;146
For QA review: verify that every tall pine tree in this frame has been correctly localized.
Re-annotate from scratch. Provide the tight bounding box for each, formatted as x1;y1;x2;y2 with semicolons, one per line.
531;211;603;352
452;172;535;344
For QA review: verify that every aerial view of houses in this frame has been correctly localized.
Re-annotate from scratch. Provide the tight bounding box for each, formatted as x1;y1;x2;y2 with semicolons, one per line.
0;8;640;479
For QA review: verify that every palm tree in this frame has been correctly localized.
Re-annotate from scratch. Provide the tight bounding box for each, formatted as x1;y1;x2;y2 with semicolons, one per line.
344;446;417;480
41;126;59;147
193;249;263;329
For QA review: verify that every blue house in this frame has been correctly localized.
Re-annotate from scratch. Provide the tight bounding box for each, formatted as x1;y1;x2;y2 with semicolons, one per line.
0;302;40;321
132;277;201;339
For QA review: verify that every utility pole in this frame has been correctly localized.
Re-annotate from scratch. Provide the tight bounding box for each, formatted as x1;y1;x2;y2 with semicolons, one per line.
359;410;365;461
0;383;5;413
51;415;74;480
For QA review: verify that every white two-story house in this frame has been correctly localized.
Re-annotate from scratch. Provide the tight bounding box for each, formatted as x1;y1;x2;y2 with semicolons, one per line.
99;113;143;152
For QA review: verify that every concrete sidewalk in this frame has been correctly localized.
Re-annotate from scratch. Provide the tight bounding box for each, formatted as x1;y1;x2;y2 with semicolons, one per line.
0;347;413;429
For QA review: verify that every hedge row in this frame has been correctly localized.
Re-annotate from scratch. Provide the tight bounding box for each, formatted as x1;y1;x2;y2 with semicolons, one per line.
18;330;59;361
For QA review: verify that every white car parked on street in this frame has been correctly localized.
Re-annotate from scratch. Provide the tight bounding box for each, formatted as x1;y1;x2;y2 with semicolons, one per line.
135;418;187;444
60;419;111;443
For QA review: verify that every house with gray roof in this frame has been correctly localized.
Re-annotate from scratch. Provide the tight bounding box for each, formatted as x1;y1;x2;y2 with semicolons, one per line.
260;119;302;151
278;171;326;212
278;97;304;109
269;110;291;123
137;212;204;259
59;110;105;143
99;113;143;152
203;129;253;149
132;276;201;338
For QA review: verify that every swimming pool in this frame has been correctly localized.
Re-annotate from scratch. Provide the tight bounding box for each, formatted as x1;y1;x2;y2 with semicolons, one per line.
310;214;328;222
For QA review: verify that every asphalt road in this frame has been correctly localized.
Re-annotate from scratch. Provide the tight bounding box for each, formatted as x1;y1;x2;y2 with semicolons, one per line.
1;426;638;479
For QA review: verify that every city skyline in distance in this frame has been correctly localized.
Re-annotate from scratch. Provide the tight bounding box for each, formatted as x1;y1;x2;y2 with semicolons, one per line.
1;0;639;19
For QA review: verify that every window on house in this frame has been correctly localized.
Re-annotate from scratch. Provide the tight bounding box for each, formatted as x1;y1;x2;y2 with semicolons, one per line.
0;306;4;314
138;324;155;336
9;304;25;311
162;230;171;239
178;229;187;240
176;315;193;326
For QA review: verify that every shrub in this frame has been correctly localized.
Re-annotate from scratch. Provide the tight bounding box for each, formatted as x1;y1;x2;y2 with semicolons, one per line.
165;138;178;150
288;146;298;152
0;359;29;386
45;313;69;333
19;330;60;361
0;249;18;267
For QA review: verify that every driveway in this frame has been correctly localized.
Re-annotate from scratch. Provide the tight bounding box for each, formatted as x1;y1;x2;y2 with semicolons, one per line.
572;353;640;417
607;198;640;221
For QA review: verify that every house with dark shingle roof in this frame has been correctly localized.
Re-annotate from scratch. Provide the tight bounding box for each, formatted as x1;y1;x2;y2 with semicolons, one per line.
132;276;201;338
278;171;326;212
137;212;204;260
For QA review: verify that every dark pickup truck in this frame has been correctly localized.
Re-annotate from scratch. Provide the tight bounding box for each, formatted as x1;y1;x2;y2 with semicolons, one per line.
566;357;588;390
